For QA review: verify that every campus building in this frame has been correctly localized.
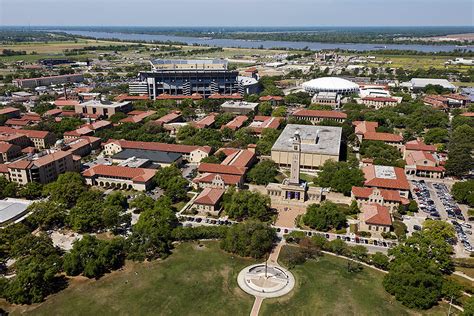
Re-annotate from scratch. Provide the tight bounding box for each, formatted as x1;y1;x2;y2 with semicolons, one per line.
12;74;84;89
271;124;342;170
267;130;323;211
0;127;56;150
290;109;347;124
82;165;156;191
138;59;241;99
103;139;211;164
362;165;410;198
74;100;132;118
6;151;79;185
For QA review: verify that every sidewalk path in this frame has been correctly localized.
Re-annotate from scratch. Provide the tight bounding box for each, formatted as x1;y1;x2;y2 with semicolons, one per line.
249;240;285;316
250;297;263;316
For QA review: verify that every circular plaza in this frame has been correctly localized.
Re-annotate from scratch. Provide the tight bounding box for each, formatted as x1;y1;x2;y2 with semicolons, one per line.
237;263;295;298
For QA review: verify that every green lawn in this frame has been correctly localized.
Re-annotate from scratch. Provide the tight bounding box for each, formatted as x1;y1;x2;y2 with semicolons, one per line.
3;242;255;316
1;242;455;315
260;246;452;316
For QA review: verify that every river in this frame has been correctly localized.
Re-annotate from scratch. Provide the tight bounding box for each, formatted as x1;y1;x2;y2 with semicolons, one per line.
55;30;472;53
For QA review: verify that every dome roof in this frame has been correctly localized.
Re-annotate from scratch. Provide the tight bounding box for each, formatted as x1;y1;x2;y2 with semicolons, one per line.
302;77;359;92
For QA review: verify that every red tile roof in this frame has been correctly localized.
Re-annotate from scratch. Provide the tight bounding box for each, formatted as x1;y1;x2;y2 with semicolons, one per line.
415;165;445;172
404;139;436;152
0;127;51;140
154;111;182;125
192;173;242;186
54;99;80;107
361;203;392;226
120;110;156;124
194;114;216;128
198;163;246;175
0;142;15;153
405;150;436;165
82;164;155;183
292;109;347;119
0;107;20;116
219;149;255;168
249;116;282;133
5;118;31;126
194;187;225;206
363;132;403;142
155;93;203;100
222;115;248;130
208;93;242;100
351;186;409;204
109;139;212;154
362;97;398;103
363;165;410;191
44;109;63;117
114;94;149;102
353;121;378;135
0;164;8;173
259;95;284;102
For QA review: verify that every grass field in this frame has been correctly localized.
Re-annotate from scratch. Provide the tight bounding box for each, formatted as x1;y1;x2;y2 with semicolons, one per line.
365;54;472;73
0;242;455;315
1;242;255;316
260;245;451;316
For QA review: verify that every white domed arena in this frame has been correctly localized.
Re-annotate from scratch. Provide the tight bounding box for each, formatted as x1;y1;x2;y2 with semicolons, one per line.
302;77;359;95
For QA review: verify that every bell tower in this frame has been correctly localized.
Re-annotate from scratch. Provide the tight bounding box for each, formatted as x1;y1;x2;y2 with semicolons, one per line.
289;130;301;185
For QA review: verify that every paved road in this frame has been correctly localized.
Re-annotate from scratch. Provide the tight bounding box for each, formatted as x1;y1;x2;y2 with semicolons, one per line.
179;214;393;254
424;182;473;257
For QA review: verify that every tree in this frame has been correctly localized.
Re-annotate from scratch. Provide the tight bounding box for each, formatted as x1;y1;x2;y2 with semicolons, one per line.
327;239;348;255
109;112;128;123
63;235;125;278
314;161;364;196
258;101;273;116
224;190;273;221
17;182;43;200
383;259;443;309
424;127;449;144
247;160;279;185
130;193;155;213
446;125;474;177
272;106;286;117
220;221;276;258
67;190;104;233
303;201;347;231
43;172;86;207
154;166;189;202
3;255;62;304
451;180;474;207
26;201;66;230
256;128;281;155
370;252;389;270
463;296;474;316
360;140;404;167
126;199;178;261
383;223;455;309
350;245;368;261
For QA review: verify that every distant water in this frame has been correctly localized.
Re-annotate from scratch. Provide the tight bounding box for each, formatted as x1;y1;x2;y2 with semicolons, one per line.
55;30;472;52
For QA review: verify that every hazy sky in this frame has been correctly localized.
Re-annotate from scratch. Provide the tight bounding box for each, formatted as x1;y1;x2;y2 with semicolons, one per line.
0;0;473;26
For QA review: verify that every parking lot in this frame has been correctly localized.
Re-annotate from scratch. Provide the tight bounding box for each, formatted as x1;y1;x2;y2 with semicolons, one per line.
411;180;473;256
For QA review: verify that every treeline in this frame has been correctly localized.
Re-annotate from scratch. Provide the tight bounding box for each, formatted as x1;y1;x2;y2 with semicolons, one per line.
0;171;277;304
1;49;27;56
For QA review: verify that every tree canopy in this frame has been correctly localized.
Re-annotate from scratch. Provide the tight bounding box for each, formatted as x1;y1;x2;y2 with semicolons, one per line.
247;160;279;185
302;201;347;231
220;221;277;258
314;160;365;196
